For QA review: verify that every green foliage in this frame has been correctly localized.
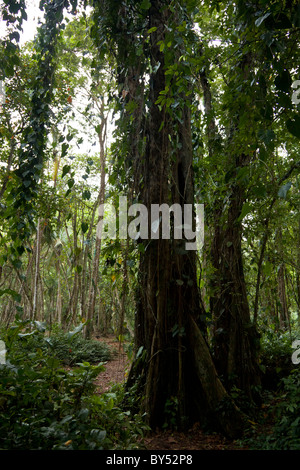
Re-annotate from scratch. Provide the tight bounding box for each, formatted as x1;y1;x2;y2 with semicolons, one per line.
2;0;80;263
0;0;26;79
2;320;111;366
259;329;296;390
89;382;150;450
245;369;300;450
163;396;179;430
0;320;146;450
15;329;111;366
0;324;106;449
228;385;260;418
269;369;300;450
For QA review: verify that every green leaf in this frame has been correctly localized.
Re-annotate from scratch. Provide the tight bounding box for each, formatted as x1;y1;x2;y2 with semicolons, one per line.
18;331;36;338
82;189;91;200
238;202;251;222
0;289;21;303
61;142;69;158
236;166;249;183
258;128;275;147
252;183;266;198
81;221;89;233
67;178;75;189
136;346;144;358
286;115;300;139
61;164;71;178
278;181;292;199
33;321;47;332
67;323;85;339
147;26;157;34
140;0;151;10
255;12;271;27
9;31;20;42
137;243;145;253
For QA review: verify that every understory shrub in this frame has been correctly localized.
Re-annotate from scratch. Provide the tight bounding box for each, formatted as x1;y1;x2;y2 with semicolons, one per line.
2;320;112;366
246;368;300;450
0;320;146;450
46;329;112;366
259;329;296;390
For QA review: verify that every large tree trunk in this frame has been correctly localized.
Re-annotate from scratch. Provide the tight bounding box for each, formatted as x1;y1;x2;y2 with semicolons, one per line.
126;1;245;437
200;49;261;400
210;158;261;400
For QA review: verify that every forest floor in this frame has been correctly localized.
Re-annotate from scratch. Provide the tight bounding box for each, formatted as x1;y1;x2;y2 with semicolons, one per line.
93;335;250;451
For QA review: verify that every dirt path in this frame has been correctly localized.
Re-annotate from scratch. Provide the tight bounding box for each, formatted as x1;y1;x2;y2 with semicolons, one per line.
94;336;130;394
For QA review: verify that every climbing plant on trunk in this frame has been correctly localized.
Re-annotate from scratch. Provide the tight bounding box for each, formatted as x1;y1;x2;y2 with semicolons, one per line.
4;0;77;263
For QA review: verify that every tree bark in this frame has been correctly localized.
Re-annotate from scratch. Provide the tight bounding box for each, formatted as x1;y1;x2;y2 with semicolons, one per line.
210;170;261;399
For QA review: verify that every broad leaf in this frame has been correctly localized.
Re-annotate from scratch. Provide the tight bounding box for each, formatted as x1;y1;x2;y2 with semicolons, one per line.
286;115;300;139
278;181;292;199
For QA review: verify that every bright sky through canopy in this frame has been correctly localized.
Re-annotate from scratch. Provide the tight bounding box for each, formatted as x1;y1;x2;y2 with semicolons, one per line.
0;0;41;43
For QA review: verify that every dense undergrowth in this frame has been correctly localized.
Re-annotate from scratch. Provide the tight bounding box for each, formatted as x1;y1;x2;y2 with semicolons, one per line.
248;368;300;450
0;319;148;450
0;319;299;450
237;327;300;450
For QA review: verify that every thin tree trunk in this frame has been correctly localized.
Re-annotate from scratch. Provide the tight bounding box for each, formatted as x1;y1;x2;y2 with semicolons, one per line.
66;205;81;327
276;229;290;332
85;101;107;339
55;246;62;324
297;220;300;324
32;218;42;321
80;197;100;318
277;262;290;331
253;162;299;325
117;239;129;340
